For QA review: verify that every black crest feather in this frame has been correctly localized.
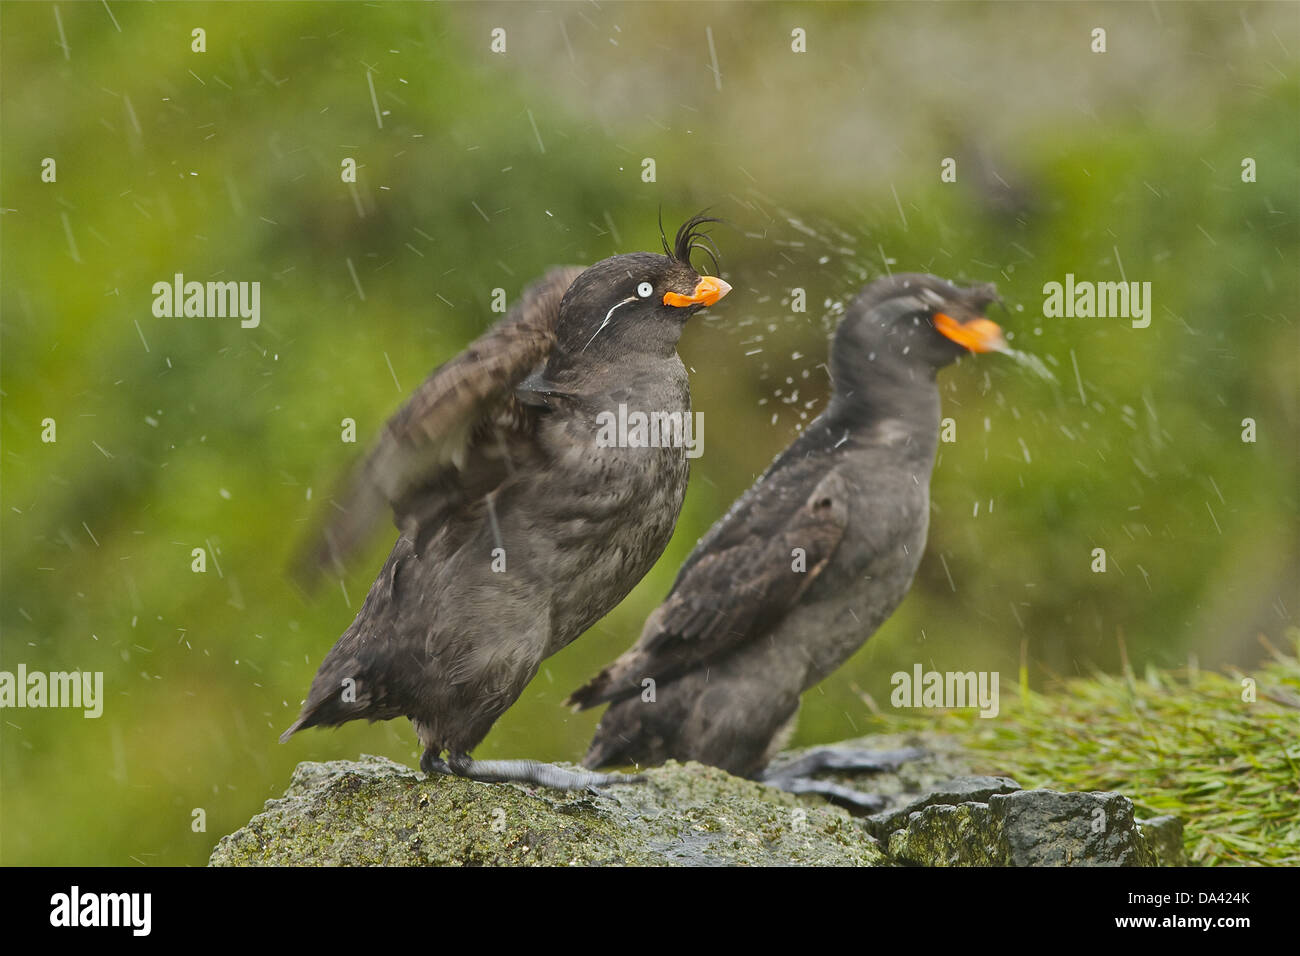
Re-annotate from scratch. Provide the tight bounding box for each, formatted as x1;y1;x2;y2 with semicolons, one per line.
665;212;722;275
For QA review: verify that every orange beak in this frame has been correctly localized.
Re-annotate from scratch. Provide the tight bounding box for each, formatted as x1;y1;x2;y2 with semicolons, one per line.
663;276;732;308
934;312;1006;354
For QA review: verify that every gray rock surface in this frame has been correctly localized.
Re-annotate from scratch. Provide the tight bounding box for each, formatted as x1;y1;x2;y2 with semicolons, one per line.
864;774;1023;838
209;754;886;866
211;734;1185;866
884;787;1186;866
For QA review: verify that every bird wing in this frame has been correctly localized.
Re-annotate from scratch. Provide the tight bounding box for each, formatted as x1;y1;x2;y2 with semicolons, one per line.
292;265;585;586
566;464;850;709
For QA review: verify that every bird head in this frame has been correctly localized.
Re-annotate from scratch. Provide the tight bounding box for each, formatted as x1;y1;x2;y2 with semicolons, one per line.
555;215;731;358
833;273;1004;381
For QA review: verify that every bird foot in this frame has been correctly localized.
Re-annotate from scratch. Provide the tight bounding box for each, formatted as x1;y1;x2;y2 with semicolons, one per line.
446;753;644;792
766;776;890;814
419;750;451;776
763;745;926;780
759;746;927;814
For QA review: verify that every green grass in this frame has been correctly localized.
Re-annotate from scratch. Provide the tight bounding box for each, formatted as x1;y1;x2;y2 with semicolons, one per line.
862;630;1300;866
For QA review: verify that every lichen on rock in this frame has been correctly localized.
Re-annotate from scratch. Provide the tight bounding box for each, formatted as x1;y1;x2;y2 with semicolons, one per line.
881;786;1186;866
209;754;887;866
210;735;1185;867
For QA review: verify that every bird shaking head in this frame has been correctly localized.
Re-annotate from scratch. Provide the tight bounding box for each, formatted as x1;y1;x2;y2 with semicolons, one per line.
837;272;1005;375
556;214;731;357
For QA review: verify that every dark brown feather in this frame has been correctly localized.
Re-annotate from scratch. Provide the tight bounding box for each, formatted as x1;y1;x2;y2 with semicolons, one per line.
290;265;584;587
566;469;848;709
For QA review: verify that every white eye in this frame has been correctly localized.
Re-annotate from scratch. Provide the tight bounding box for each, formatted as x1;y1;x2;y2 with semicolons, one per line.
636;281;654;298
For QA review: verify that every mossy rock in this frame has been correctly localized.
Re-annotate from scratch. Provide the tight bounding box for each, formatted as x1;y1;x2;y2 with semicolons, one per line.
209;754;886;866
883;788;1186;866
210;734;1185;866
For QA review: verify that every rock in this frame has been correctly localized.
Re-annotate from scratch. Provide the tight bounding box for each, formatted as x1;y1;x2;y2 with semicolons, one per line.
210;735;1186;866
886;802;1004;865
1136;815;1187;866
208;754;887;866
884;788;1187;867
996;789;1146;866
864;774;1023;839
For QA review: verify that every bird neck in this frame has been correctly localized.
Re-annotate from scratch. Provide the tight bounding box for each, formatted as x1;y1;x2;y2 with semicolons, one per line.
547;345;689;410
825;356;942;445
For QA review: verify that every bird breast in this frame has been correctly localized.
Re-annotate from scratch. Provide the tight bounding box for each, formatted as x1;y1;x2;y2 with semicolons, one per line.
534;378;693;655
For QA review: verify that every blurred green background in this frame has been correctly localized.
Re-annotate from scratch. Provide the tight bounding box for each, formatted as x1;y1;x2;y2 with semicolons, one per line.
2;1;1296;865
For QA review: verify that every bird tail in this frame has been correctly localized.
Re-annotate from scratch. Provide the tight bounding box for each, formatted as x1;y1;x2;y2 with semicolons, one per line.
580;732;627;771
278;714;309;744
564;669;619;711
277;656;361;742
579;699;654;771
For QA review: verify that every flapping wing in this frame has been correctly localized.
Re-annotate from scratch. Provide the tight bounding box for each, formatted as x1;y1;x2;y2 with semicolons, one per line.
566;466;850;709
292;265;585;587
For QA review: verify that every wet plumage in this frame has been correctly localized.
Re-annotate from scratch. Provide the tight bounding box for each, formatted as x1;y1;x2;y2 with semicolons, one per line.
570;273;1002;782
283;217;730;789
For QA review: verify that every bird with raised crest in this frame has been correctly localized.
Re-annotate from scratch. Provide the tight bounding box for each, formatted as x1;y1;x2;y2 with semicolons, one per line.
282;215;730;791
